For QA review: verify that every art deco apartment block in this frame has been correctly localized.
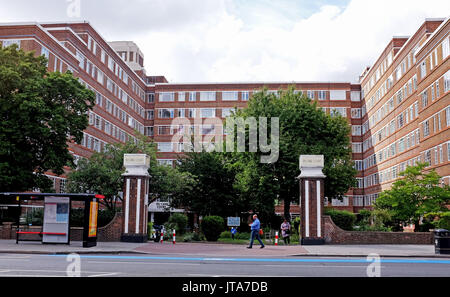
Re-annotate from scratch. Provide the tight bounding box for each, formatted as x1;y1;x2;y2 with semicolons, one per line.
0;18;448;214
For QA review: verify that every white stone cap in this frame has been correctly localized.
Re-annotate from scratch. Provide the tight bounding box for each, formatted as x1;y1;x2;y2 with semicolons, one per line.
299;155;325;178
123;154;150;176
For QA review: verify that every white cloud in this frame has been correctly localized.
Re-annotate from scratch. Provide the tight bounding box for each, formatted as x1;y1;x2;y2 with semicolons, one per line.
139;0;450;83
0;0;449;83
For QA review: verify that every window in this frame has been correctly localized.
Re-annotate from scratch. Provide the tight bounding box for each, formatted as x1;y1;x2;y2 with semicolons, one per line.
2;39;21;48
157;143;172;152
318;90;327;100
146;110;154;120
200;91;216;101
423;120;430;137
41;47;50;60
397;113;404;128
222;108;234;118
178;92;185;102
158;160;173;167
420;61;426;79
351;91;361;101
107;56;115;72
159;92;175;102
352;125;362;136
158;109;174;119
443;37;449;59
436;81;440;98
101;50;106;63
242;91;249;101
188;108;196;118
421;91;428;108
445;70;450;92
330;107;346;117
389;120;396;134
351;108;361;119
354;160;363;171
200;108;215;118
222;91;238;101
97;70;104;84
352;143;362;153
329;90;346;100
177;108;185;118
307;90;315;99
145;126;154;137
189;92;196;102
148;93;155;103
446;106;450;127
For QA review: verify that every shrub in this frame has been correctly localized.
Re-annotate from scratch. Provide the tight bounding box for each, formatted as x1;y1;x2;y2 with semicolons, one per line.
219;230;232;239
183;232;205;242
324;208;356;231
237;232;251;240
201;216;225;241
168;213;188;235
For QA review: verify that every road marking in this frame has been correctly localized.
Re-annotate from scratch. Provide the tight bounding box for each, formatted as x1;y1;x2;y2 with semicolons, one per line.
88;272;120;277
43;255;450;265
87;261;200;266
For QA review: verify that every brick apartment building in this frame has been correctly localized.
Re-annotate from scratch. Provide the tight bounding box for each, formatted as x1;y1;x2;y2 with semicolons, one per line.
0;18;448;218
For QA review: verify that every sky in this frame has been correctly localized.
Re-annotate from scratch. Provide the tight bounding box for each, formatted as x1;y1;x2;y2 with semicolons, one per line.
0;0;449;83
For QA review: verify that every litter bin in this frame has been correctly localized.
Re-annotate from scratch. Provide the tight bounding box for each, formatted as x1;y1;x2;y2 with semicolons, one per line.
434;229;450;254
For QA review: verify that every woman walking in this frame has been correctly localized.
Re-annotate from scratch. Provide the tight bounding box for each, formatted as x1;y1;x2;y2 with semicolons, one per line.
281;219;291;245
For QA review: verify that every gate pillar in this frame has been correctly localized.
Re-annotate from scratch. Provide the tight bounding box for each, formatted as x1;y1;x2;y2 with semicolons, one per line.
120;154;150;243
298;155;326;245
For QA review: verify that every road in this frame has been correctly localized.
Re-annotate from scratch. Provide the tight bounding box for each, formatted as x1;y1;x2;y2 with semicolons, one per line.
0;253;449;277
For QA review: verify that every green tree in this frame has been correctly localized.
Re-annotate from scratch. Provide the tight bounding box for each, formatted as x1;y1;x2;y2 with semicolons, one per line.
174;150;244;217
0;44;95;191
375;162;450;230
228;87;356;221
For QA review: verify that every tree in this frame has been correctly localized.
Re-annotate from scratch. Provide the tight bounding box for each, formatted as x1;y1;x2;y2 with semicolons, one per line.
228;87;356;220
67;132;195;210
174;150;244;217
374;162;450;230
0;44;95;191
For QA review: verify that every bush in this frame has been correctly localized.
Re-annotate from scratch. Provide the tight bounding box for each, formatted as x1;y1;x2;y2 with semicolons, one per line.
168;213;188;235
324;208;356;231
237;232;251;240
219;230;232;239
201;216;225;241
183;232;205;242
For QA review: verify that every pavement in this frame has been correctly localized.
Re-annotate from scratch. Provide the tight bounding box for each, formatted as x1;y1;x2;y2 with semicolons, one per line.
0;239;448;258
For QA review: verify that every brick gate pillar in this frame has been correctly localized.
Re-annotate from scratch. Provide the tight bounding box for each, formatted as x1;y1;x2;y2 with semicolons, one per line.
298;155;326;245
120;154;150;243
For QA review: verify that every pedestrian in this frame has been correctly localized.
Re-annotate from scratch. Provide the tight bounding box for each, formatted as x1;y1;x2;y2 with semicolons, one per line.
247;214;265;249
231;227;237;240
281;219;291;245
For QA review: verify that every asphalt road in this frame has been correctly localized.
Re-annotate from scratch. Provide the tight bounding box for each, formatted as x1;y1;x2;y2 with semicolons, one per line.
0;253;449;277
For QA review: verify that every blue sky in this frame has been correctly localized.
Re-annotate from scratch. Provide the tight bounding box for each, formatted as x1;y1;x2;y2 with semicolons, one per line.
231;0;351;29
0;0;448;83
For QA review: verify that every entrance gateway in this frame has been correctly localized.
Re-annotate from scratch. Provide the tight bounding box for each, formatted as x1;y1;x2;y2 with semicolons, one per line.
298;155;326;245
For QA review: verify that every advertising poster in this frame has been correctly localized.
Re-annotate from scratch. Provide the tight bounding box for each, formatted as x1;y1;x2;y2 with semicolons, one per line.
88;201;98;237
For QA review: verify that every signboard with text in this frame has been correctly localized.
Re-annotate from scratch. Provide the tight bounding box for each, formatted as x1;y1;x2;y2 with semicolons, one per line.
227;217;240;227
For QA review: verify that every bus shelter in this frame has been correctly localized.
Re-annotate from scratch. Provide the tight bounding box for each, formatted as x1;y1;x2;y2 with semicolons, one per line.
0;192;104;248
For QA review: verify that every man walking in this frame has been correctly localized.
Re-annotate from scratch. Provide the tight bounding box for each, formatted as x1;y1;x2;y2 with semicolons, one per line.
247;214;265;249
